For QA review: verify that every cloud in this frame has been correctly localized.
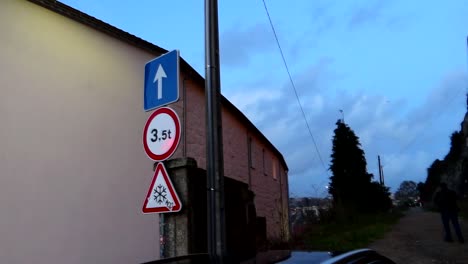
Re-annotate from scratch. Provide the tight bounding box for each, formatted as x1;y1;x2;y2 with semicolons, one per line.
226;60;468;196
348;0;387;28
406;71;468;125
226;57;336;124
219;1;465;198
288;0;410;64
219;23;275;67
287;2;336;61
225;58;341;187
307;1;337;35
359;71;468;191
381;150;432;191
330;71;467;191
346;0;412;31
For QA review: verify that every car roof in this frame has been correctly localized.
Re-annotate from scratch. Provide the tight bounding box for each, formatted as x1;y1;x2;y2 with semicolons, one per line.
320;248;394;264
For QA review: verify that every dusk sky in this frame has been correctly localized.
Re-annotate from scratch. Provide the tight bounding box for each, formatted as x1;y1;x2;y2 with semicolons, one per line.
60;0;468;197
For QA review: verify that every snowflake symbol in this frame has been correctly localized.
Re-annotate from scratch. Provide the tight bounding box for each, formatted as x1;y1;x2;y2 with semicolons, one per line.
153;184;167;204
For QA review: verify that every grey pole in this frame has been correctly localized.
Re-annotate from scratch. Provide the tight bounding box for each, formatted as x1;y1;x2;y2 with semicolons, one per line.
378;155;382;185
204;0;226;262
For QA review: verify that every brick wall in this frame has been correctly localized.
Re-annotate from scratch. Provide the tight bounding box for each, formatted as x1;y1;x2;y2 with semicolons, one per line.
249;141;288;240
182;77;289;241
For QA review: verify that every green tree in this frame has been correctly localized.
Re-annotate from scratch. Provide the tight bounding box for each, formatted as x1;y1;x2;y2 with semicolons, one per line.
445;131;463;162
394;180;419;201
328;120;391;213
422;130;465;200
423;159;446;202
416;182;425;200
368;181;393;211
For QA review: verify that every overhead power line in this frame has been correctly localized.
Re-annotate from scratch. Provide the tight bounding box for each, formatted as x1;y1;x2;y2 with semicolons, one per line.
260;0;329;175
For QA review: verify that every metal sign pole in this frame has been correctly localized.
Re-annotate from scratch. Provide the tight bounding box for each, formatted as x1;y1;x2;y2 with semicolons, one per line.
204;0;226;262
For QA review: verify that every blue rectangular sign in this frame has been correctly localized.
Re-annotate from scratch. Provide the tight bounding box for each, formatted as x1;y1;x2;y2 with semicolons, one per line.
144;50;180;111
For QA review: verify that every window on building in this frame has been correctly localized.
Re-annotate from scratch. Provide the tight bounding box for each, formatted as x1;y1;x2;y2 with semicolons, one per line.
248;137;254;169
272;159;278;180
262;149;267;175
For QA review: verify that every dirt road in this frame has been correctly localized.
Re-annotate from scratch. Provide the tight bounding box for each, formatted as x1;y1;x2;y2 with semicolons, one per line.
370;207;468;264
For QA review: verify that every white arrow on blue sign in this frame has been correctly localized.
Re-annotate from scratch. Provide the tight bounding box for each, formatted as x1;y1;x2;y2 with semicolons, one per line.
144;50;180;111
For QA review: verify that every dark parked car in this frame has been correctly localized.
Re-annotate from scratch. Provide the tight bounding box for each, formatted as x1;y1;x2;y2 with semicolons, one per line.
142;248;395;264
278;249;395;264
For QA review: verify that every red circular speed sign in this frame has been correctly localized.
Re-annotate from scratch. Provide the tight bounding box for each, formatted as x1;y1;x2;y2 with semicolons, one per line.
143;107;181;161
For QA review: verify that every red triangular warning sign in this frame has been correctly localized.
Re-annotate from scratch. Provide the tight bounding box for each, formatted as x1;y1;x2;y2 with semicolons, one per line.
142;162;182;213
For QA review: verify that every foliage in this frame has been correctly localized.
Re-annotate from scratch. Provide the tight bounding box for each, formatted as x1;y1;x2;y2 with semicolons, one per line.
423;129;466;201
421;159;447;202
296;211;403;251
417;182;424;197
459;198;468;220
328;120;391;213
394;180;419;201
445;131;464;162
367;181;393;212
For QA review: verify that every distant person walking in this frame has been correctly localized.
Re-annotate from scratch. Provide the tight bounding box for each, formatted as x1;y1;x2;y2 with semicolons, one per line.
434;182;465;243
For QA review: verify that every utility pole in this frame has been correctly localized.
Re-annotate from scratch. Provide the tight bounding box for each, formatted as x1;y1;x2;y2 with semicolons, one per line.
377;155;382;185
204;0;226;262
377;155;385;185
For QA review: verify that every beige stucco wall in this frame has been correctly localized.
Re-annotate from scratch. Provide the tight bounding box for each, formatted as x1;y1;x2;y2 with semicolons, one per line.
1;1;290;262
0;1;161;263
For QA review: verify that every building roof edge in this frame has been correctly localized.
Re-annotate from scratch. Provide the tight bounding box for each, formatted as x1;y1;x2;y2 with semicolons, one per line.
27;0;288;171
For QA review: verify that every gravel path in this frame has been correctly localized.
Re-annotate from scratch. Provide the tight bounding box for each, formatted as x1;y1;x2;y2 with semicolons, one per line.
369;207;468;264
